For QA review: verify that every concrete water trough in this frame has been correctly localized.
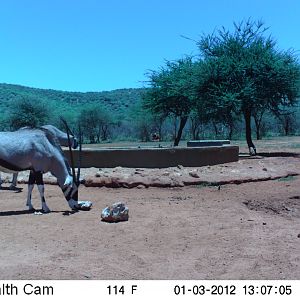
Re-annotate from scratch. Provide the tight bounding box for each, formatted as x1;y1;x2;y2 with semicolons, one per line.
63;145;239;168
187;140;231;147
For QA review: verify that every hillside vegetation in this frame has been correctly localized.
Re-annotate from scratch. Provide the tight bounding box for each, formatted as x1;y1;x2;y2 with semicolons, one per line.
0;83;145;124
1;80;300;145
0;83;148;142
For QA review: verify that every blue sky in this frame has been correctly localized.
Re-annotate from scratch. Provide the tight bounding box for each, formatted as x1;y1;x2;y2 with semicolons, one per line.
0;0;299;92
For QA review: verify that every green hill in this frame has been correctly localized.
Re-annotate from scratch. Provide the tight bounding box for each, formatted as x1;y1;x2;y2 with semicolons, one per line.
0;83;146;127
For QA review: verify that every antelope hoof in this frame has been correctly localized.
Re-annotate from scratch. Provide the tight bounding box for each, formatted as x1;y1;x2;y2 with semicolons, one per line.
27;205;35;212
68;199;79;210
42;205;51;214
78;201;92;211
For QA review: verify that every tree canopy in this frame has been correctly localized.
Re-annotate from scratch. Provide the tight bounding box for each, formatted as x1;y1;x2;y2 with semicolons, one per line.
8;97;50;130
196;19;300;154
143;56;198;146
144;19;300;152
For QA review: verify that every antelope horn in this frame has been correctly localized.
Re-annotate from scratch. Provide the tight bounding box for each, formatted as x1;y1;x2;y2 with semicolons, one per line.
76;125;82;186
60;117;75;137
61;118;76;182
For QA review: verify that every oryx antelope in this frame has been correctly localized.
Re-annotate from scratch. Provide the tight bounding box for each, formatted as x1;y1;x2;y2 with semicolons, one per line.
0;126;83;212
0;124;78;189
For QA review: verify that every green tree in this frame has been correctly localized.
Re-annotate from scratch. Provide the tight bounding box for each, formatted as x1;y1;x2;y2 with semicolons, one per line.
78;104;112;143
196;19;300;154
8;97;50;130
274;107;297;136
143;56;197;146
252;105;267;140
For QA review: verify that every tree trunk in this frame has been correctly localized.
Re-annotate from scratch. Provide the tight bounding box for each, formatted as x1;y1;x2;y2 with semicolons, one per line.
213;123;219;137
158;126;163;141
284;118;290;136
227;123;233;140
190;116;201;140
195;128;200;140
244;109;256;155
173;116;178;140
256;127;261;140
191;123;201;140
101;124;109;140
157;117;164;141
226;118;234;140
174;116;188;146
253;116;261;140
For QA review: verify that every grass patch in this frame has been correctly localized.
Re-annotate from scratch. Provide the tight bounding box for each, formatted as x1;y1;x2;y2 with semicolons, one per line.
196;182;217;188
277;175;297;182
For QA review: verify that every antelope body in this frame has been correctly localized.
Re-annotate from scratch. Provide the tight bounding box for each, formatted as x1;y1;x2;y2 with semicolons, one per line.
0;127;80;212
0;125;78;188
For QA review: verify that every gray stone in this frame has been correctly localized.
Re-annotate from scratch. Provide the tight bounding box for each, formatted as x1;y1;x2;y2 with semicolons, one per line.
101;202;129;222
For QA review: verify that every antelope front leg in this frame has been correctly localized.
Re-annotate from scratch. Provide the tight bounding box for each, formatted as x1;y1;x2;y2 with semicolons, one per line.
26;171;35;211
9;173;18;189
36;172;50;213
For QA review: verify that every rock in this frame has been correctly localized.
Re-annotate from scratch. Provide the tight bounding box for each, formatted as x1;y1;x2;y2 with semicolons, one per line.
79;157;300;189
189;170;200;178
101;202;129;223
173;171;182;177
136;184;146;189
150;177;173;187
113;166;123;172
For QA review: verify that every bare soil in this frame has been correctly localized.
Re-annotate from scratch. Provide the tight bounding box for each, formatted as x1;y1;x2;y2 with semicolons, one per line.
1;156;300;279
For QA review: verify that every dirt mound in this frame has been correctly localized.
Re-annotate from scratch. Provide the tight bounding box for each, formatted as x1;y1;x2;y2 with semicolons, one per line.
243;194;300;217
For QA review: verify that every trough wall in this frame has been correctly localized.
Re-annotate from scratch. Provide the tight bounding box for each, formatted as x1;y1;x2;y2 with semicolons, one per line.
187;140;231;147
63;145;239;168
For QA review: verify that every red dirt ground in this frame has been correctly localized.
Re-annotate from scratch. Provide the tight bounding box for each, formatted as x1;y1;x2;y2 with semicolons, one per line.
1;155;300;279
